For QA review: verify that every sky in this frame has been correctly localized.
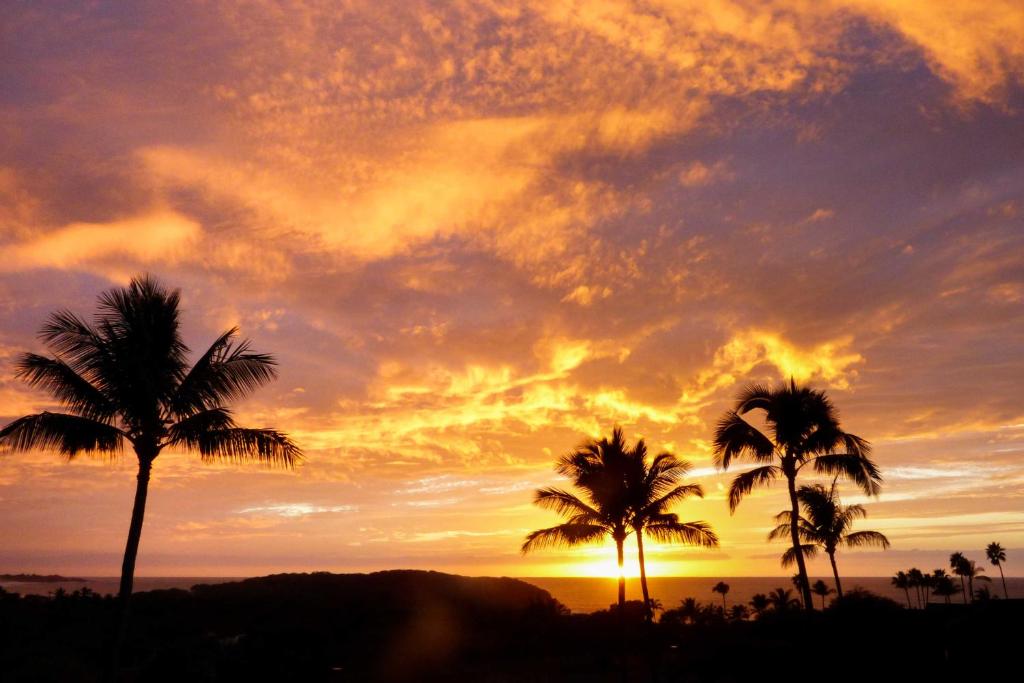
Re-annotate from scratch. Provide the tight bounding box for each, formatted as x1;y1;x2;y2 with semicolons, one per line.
0;0;1022;579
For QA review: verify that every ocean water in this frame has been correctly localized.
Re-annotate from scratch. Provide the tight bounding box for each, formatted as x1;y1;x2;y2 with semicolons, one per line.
3;575;1020;614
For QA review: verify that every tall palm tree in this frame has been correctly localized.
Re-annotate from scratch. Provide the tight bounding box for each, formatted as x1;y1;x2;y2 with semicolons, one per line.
907;567;925;609
713;381;881;610
622;437;718;619
891;571;912;608
712;581;730;609
949;553;969;604
986;542;1008;599
522;429;633;612
931;569;957;605
810;579;834;609
0;276;301;667
769;482;889;599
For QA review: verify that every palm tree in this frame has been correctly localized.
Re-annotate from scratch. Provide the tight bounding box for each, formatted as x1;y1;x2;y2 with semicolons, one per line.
767;587;801;612
907;567;925;609
522;429;633;613
931;569;958;604
891;571;912;608
713;381;881;610
810;579;834;609
749;592;770;617
769;482;889;599
712;581;730;609
950;553;969;604
0;276;301;668
987;542;1008;599
961;559;990;602
622;437;718;620
728;604;749;621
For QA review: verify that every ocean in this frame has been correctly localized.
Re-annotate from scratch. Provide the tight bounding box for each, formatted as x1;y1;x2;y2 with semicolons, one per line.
3;575;1020;613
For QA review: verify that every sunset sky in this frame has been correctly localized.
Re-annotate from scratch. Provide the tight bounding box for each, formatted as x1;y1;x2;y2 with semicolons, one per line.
1;1;1022;579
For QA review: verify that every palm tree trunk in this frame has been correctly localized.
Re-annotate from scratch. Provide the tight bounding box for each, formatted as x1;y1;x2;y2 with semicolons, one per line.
903;587;911;608
110;457;153;676
998;563;1008;599
967;576;974;603
828;551;843;600
635;529;652;621
786;474;814;611
959;576;967;604
615;536;626;614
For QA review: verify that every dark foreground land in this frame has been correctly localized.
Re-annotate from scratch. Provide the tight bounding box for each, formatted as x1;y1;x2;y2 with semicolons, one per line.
0;570;1018;682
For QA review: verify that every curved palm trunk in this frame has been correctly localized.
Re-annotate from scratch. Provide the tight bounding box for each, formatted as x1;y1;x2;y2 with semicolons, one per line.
903;587;911;608
111;457;153;675
997;563;1007;599
615;536;626;615
827;551;843;600
635;529;652;621
786;474;814;611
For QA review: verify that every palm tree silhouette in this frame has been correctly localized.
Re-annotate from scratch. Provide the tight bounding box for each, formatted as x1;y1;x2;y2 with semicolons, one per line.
930;569;958;604
749;592;770;617
986;542;1008;599
949;553;969;603
891;571;912;608
713;381;881;610
769;481;889;599
810;579;834;609
907;567;925;609
711;581;730;609
622;437;718;619
767;587;801;612
0;275;301;669
960;559;989;602
522;429;633;612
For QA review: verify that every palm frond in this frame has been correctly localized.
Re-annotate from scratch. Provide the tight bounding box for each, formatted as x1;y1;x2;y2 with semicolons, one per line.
727;465;778;512
189;427;301;468
640;483;703;517
170;328;278;418
843;530;891;549
0;412;125;459
644;518;719;547
521;523;607;553
166;408;237;445
16;354;115;421
533;487;602;520
813;453;882;496
713;411;775;469
781;544;817;568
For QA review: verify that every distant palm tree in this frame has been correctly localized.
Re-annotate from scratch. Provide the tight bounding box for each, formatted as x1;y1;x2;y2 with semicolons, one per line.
919;571;934;606
961;559;990;602
770;481;889;599
712;581;730;609
949;553;969;604
623;437;718;620
987;542;1008;599
728;604;749;621
931;569;958;604
749;592;770;617
767;587;801;612
907;567;925;609
891;571;912;608
713;381;881;610
0;276;301;669
523;429;633;613
810;579;835;609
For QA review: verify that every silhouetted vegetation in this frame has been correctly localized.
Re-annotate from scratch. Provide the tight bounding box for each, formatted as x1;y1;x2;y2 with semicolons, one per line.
0;276;301;673
712;381;881;610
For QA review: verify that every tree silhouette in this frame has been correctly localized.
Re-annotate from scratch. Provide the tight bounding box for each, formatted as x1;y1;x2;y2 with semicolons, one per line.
907;568;925;609
713;381;881;610
748;592;770;617
767;587;801;612
769;481;889;599
949;553;969;604
891;571;912;608
522;429;633;613
960;559;990;602
930;569;958;604
810;579;834;609
0;275;301;671
622;436;718;620
711;581;730;609
986;542;1008;599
